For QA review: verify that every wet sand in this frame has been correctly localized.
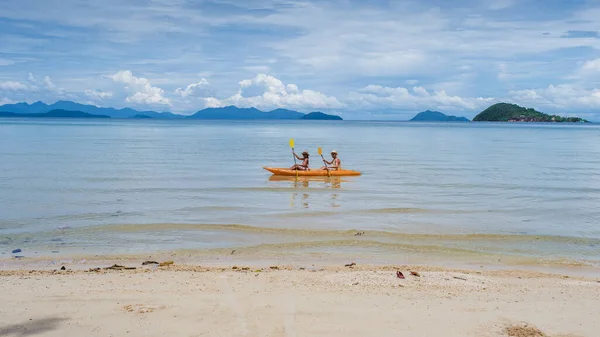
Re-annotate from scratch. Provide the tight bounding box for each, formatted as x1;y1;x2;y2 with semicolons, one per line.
1;260;599;337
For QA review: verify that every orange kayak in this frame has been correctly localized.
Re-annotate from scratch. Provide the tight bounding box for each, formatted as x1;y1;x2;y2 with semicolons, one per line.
263;167;361;176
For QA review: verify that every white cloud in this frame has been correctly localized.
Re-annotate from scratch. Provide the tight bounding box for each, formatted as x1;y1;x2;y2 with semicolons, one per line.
110;70;170;106
84;89;113;100
347;84;496;112
0;97;16;105
0;81;30;91
510;84;600;111
27;73;36;82
0;58;15;66
43;76;56;90
581;58;600;73
205;74;343;110
175;78;214;97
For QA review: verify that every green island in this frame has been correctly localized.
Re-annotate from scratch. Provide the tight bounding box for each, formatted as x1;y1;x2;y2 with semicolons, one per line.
473;103;589;123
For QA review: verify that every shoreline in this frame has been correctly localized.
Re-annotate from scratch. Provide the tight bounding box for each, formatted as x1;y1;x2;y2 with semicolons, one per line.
3;249;600;278
1;258;599;336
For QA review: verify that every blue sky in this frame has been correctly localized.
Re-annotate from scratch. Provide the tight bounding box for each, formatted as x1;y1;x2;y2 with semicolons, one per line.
1;0;600;120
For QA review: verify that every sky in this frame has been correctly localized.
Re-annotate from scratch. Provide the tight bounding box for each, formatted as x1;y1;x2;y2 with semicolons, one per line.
1;0;600;120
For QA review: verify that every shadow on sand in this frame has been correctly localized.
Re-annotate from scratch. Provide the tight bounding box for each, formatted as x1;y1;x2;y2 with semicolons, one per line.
0;316;66;336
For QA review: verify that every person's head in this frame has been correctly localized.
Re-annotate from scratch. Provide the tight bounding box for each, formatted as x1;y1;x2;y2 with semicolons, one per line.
331;150;337;157
302;150;309;158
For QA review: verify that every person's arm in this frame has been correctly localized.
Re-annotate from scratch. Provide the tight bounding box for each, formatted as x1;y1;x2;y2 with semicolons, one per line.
293;152;302;160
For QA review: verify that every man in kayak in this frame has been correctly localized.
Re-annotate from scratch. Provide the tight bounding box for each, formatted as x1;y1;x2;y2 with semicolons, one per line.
321;150;341;170
290;150;310;170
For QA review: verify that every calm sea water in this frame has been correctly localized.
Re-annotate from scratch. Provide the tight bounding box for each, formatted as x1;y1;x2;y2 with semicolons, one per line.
1;119;599;266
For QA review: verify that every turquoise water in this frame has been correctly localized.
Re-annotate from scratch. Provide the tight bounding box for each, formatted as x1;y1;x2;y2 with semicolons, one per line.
1;119;599;265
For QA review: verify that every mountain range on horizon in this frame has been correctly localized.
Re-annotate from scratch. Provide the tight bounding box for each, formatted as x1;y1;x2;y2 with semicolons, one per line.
0;100;593;123
0;100;343;120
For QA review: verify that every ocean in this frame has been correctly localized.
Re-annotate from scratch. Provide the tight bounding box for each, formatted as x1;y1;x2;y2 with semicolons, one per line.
1;118;599;267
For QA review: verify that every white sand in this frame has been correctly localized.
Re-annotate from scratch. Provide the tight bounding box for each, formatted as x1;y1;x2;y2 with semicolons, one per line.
1;263;599;337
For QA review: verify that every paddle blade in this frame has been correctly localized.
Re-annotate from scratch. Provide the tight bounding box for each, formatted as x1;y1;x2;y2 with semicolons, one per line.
318;147;323;155
289;138;295;149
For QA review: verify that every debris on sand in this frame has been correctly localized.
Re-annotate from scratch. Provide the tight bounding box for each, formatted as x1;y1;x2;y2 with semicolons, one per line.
504;323;547;337
60;266;66;271
410;271;420;277
142;261;159;265
123;304;163;314
354;232;365;236
453;276;467;281
104;264;136;270
345;262;356;267
396;271;405;279
159;261;174;267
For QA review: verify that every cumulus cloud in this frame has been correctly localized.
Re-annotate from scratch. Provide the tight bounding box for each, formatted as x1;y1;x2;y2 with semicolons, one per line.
110;70;170;106
0;81;30;91
43;76;56;90
0;97;16;105
581;58;600;73
204;74;343;110
510;84;600;111
175;78;214;97
84;89;113;100
347;84;496;112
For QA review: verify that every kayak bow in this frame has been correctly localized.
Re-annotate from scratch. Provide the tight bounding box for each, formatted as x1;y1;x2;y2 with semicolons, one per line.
263;167;361;177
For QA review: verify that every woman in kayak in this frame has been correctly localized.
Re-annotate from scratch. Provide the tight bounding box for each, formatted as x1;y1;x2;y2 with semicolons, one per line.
321;150;341;170
290;150;310;170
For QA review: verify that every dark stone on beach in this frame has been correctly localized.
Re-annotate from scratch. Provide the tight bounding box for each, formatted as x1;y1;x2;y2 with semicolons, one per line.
345;262;356;267
61;266;66;270
14;255;24;259
11;248;22;254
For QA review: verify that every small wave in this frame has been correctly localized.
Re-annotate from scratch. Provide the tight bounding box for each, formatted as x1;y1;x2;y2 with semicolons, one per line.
63;222;600;246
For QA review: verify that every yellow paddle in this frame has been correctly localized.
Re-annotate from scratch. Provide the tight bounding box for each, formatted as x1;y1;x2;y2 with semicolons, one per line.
318;147;330;177
290;138;298;179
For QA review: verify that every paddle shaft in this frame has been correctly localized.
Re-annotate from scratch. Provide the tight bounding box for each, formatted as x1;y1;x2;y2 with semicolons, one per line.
320;154;330;177
291;147;299;179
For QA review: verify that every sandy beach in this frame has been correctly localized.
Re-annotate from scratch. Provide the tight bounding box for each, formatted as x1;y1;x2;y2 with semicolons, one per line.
1;260;599;337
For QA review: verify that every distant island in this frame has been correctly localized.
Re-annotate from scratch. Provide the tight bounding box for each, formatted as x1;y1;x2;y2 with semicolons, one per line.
0;109;110;119
410;110;470;122
473;103;589;123
0;101;343;121
300;112;343;120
